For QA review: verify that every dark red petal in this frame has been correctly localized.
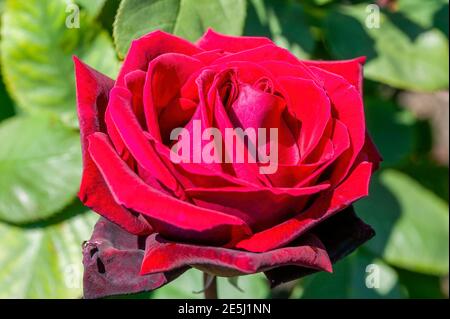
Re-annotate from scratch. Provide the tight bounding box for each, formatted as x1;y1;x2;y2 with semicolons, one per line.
265;205;375;287
212;44;300;66
73;57;152;235
108;86;184;197
143;53;204;141
88;133;252;245
83;218;186;299
361;132;383;171
278;77;331;159
235;161;373;252
116;30;202;87
141;233;331;277
185;183;330;231
303;57;366;93
197;28;274;53
310;66;366;185
124;69;148;129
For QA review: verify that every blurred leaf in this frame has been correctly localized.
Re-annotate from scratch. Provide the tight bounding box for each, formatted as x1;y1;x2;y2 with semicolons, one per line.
0;70;15;122
76;0;106;17
397;268;445;299
365;97;415;166
0;116;82;223
324;3;449;91
218;273;269;298
0;0;119;127
400;159;449;203
98;0;121;36
397;0;448;30
298;250;406;298
356;169;449;276
152;269;269;299
113;0;247;58
152;269;202;299
0;208;97;298
244;0;315;59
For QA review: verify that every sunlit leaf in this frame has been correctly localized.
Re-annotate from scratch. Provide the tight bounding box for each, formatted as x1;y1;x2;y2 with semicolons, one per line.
0;0;119;127
113;0;247;58
356;170;449;275
0;116;82;223
0;207;97;298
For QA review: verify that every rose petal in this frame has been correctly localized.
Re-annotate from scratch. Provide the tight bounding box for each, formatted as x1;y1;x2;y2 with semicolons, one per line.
83;218;186;299
74;57;152;235
108;86;184;198
309;66;366;185
212;44;300;66
278;77;331;159
88;132;252;245
116;30;202;87
143;53;204;141
265;205;375;287
185;183;330;231
303;57;366;93
197;28;274;53
141;233;331;277
235;161;373;252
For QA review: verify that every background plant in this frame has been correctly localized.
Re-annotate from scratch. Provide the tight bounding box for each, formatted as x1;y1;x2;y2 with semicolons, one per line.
0;0;448;298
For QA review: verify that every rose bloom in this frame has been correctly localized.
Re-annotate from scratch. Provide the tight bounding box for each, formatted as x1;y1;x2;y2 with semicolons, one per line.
75;30;381;298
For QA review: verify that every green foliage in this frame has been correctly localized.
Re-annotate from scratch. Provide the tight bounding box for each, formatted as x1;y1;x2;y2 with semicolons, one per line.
356;169;449;276
245;0;315;58
0;116;82;223
324;3;449;91
297;251;406;298
113;0;247;58
0;207;97;298
152;269;270;299
0;0;119;127
0;0;448;299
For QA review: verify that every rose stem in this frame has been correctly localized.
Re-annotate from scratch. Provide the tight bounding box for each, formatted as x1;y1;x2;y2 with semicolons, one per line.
203;272;218;299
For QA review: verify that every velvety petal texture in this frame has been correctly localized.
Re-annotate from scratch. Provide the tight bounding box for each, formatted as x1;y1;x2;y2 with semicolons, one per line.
75;30;381;298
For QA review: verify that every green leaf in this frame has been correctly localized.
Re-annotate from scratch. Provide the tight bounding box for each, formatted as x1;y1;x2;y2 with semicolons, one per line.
0;70;15;122
76;0;106;17
0;207;97;298
397;269;445;299
0;116;82;223
297;250;406;299
152;269;269;299
355;170;449;276
113;0;247;58
324;3;449;91
364;97;415;167
0;0;119;127
152;269;202;299
218;273;269;299
244;0;315;59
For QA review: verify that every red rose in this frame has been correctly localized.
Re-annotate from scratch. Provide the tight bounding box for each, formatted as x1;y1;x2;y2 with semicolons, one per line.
75;29;381;298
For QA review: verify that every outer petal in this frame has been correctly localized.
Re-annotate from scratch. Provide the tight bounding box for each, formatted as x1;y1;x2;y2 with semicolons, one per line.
74;57;152;235
185;183;330;231
310;66;366;185
235;161;373;252
141;233;332;277
197;28;274;53
303;57;366;93
107;86;184;198
116;30;202;87
265;205;375;287
83;218;186;299
88;133;252;245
